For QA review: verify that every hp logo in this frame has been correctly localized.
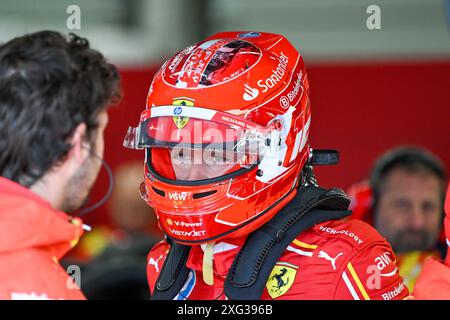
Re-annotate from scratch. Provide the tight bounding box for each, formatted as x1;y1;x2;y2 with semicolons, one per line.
173;106;183;115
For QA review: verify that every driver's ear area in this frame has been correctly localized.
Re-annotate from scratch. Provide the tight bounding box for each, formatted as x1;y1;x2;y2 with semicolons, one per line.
67;122;90;165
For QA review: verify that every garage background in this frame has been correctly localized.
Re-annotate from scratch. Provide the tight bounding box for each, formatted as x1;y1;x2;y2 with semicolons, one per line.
1;0;449;226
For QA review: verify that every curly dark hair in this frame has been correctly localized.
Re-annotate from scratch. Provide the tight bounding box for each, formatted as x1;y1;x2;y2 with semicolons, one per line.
0;31;121;187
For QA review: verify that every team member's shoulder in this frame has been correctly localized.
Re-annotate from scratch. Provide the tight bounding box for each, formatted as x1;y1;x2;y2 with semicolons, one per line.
0;248;85;300
271;219;400;299
314;219;385;248
324;220;409;300
147;240;170;293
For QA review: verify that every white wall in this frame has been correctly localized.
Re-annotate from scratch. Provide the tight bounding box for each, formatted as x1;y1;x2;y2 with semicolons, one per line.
0;0;448;66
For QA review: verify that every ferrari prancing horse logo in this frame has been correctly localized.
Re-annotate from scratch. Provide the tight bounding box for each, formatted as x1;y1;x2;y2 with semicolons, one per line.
172;98;194;129
266;262;298;299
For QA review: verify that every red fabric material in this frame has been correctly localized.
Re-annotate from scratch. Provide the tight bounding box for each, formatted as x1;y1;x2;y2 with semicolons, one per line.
0;177;85;300
347;180;374;225
151;148;176;180
445;183;450;266
147;218;409;300
412;183;450;299
413;257;450;299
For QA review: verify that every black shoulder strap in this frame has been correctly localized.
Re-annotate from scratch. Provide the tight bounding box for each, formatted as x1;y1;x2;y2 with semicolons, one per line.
224;186;351;300
151;240;191;300
151;186;351;300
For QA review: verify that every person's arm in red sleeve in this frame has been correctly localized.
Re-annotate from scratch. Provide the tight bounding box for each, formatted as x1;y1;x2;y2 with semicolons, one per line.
334;242;409;300
413;183;450;299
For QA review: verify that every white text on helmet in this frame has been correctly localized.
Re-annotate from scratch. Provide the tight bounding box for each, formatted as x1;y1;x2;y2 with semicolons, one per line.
257;52;289;93
169;229;207;237
174;221;203;228
168;191;192;201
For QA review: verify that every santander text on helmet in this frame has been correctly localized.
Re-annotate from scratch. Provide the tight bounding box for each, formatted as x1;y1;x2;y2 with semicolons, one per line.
257;52;289;93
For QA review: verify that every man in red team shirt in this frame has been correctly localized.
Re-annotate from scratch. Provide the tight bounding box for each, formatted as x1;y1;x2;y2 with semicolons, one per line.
124;31;408;300
0;31;120;300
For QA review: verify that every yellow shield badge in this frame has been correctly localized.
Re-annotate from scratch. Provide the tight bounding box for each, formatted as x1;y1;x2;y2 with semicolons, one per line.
172;98;194;129
266;262;298;299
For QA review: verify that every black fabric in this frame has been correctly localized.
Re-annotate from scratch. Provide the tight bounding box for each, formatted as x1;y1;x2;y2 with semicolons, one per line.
309;149;339;165
62;233;160;300
224;186;351;300
150;241;191;300
151;186;351;300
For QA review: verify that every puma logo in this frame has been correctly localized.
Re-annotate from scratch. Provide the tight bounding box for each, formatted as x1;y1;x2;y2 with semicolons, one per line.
148;254;163;273
318;250;343;271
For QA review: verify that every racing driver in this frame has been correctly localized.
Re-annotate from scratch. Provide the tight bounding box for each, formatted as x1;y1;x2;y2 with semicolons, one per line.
123;31;408;300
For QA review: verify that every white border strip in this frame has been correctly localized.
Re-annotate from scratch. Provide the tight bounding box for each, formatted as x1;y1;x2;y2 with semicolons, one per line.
286;245;313;257
150;105;217;120
342;271;360;300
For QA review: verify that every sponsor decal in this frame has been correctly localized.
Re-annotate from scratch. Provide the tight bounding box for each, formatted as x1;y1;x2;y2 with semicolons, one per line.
173;221;203;228
243;83;259;101
266;262;298;299
381;282;406;300
167;45;196;72
168;229;207;237
176;39;229;87
279;96;289;108
317;250;343;271
287;71;303;101
237;32;261;38
318;226;364;245
374;252;398;276
220;115;249;129
168;191;192;201
172;98;194;129
279;71;303;109
222;67;246;81
166;218;173;226
173;106;182;115
257;52;289;93
148;254;163;273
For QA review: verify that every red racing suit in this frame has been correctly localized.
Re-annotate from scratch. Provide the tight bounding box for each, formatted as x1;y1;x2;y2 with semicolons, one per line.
147;218;409;300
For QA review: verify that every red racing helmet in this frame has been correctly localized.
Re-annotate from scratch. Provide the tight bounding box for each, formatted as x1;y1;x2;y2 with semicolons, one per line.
124;31;312;245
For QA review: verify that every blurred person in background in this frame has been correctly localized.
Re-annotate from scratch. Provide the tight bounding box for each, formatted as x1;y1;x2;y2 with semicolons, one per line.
412;182;450;299
68;162;162;299
0;31;121;300
348;146;447;291
109;161;161;237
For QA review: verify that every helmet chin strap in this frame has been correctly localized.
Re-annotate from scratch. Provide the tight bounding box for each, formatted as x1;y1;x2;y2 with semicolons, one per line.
202;242;215;286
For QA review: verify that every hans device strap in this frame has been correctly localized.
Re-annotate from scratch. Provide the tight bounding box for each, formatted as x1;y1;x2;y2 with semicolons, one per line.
151;186;351;300
151;240;191;300
224;186;351;300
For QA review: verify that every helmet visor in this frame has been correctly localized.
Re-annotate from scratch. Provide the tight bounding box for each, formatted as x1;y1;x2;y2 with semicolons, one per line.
124;106;280;181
